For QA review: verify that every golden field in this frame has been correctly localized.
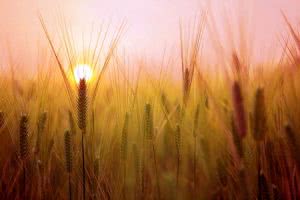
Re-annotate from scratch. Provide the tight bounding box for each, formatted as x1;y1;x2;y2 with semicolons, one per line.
0;15;300;200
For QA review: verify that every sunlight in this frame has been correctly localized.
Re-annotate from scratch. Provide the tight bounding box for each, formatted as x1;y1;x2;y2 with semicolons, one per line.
74;64;93;83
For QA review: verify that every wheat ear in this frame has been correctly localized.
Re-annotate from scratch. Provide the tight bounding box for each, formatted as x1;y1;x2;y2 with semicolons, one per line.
232;81;247;138
64;130;72;200
78;79;87;200
19;114;29;199
144;103;161;199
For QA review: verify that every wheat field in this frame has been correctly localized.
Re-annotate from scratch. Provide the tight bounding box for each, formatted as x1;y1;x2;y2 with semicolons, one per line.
0;10;300;200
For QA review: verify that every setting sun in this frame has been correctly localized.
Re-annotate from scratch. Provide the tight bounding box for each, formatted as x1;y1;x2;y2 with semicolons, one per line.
74;64;93;83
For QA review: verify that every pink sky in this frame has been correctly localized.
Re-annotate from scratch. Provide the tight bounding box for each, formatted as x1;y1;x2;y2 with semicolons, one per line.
0;0;299;70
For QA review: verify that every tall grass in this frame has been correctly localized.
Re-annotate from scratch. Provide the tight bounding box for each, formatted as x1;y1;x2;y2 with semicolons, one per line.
1;11;300;200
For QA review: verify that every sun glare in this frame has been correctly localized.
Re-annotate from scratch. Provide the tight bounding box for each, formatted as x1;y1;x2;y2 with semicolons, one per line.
74;64;93;83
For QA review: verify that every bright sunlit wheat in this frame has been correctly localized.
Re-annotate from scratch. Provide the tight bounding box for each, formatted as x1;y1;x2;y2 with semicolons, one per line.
74;64;93;83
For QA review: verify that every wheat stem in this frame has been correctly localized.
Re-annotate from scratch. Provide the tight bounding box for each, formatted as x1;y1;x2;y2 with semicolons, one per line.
81;130;86;200
64;130;72;200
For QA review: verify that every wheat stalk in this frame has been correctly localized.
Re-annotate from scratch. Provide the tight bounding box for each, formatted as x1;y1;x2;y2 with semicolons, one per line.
93;158;100;199
0;111;4;129
285;124;300;170
64;130;72;200
175;124;181;193
78;78;87;200
253;88;267;141
78;79;87;131
20;114;29;160
121;112;129;199
68;110;77;136
161;92;170;114
232;81;247;139
252;87;268;199
216;157;228;188
192;104;200;196
231;115;243;159
35;111;47;154
19;114;29;199
121;113;129;161
144;103;161;199
230;112;250;199
257;170;271;200
132;144;140;199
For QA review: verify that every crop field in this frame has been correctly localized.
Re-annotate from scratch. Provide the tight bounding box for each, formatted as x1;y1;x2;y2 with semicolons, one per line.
0;2;300;200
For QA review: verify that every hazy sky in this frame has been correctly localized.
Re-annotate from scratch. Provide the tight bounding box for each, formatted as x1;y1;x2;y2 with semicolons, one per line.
0;0;299;69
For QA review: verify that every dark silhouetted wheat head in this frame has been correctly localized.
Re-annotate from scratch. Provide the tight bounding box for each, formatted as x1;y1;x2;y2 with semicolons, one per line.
64;130;72;200
144;103;153;140
0;111;4;129
253;88;267;141
78;79;87;131
64;130;72;173
19;114;29;199
232;81;247;139
20;114;29;160
77;78;87;200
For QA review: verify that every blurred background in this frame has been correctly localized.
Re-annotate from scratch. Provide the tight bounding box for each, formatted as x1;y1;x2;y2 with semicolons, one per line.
0;0;299;73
